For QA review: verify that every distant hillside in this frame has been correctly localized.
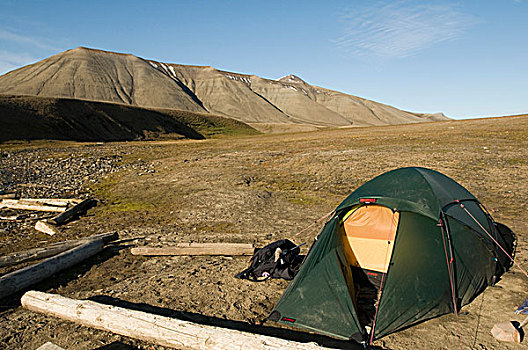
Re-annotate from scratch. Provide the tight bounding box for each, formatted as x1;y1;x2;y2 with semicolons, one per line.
0;47;449;130
0;95;258;142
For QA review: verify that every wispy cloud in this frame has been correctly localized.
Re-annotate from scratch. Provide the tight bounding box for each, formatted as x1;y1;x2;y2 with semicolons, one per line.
0;29;59;51
334;1;479;59
0;28;64;75
0;61;17;74
0;50;39;74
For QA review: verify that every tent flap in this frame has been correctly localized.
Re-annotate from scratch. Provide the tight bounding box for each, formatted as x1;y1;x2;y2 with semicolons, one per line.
271;218;363;340
374;212;452;339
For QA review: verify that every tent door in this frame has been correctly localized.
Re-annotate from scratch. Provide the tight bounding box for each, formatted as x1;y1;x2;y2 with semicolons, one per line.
342;204;400;327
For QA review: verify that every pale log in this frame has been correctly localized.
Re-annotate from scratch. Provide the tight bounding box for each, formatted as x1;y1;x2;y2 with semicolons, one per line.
175;243;253;249
130;243;254;256
6;198;81;206
0;240;103;299
0;232;118;268
0;199;66;212
21;291;333;350
47;199;96;225
35;220;60;236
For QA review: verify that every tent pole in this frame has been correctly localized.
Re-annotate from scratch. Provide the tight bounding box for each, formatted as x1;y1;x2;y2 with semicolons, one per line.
440;216;463;350
368;271;385;346
368;238;393;346
368;209;400;345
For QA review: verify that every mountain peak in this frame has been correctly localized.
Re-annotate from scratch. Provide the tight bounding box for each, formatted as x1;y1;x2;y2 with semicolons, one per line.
279;74;305;84
67;46;134;58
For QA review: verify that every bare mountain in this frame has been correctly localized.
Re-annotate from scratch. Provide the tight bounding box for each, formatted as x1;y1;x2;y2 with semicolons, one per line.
0;47;449;130
0;48;205;112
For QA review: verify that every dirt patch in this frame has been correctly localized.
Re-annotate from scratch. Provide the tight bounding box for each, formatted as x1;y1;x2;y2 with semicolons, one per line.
1;116;528;349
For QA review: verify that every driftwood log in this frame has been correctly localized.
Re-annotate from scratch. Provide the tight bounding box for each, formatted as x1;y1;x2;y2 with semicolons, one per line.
0;199;67;212
130;243;254;256
77;231;119;244
0;240;104;299
0;241;79;268
5;198;81;206
0;232;118;268
47;199;96;225
21;291;333;350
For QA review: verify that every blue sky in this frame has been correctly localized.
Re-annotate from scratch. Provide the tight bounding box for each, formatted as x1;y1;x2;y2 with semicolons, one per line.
0;0;526;119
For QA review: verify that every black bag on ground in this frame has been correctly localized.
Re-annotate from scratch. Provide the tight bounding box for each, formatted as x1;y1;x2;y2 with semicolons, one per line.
235;239;304;281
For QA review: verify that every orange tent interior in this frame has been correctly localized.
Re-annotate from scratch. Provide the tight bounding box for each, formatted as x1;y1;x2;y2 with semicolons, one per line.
343;205;400;273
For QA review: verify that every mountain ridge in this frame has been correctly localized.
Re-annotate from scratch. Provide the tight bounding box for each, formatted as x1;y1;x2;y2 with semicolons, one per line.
0;47;449;130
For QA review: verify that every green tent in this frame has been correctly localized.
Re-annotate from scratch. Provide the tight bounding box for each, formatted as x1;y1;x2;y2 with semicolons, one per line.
269;167;516;342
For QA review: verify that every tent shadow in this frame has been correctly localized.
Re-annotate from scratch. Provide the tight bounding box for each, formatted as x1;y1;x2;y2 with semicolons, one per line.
89;295;381;350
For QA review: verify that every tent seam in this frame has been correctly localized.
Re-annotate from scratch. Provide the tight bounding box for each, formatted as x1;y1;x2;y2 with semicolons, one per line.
414;167;442;217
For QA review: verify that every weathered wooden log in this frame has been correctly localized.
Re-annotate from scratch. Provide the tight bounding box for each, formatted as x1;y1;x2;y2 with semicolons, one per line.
175;242;253;249
47;199;96;225
0;242;79;268
36;341;65;350
0;232;119;269
21;291;333;350
77;231;119;244
0;199;67;212
7;198;81;206
0;240;104;300
130;243;254;256
35;219;60;236
43;231;118;246
45;231;118;246
1;212;52;221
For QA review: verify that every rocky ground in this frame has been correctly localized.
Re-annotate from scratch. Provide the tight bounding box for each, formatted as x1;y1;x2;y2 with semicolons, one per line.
1;116;528;349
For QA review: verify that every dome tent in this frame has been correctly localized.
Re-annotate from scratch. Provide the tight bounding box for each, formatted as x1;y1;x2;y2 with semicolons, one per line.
269;167;516;343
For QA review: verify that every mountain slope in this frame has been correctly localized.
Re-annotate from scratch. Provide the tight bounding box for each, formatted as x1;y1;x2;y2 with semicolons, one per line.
0;47;449;128
167;65;291;123
0;47;205;112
